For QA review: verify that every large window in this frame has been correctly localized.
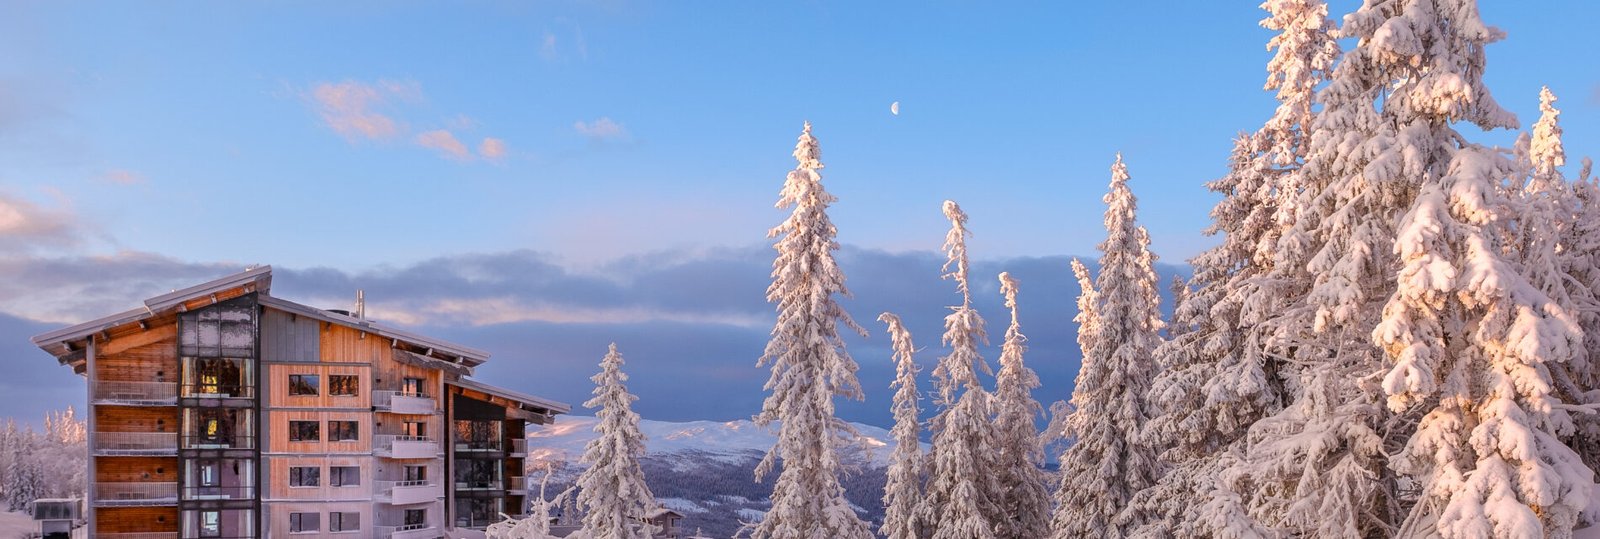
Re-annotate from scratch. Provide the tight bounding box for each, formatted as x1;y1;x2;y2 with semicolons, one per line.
289;466;320;487
185;357;249;397
330;466;360;487
200;510;221;538
331;512;360;532
455;498;501;529
180;298;255;358
329;375;359;396
290;512;320;533
405;508;426;527
404;465;427;483
454;459;500;489
454;420;501;450
289;421;320;442
402;421;426;438
401;377;425;397
288;374;319;396
329;421;359;442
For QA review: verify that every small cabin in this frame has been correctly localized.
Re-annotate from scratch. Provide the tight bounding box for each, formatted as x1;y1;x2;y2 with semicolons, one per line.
28;498;83;539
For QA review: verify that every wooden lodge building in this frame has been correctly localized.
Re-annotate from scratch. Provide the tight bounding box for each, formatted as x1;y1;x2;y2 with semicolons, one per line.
31;266;571;539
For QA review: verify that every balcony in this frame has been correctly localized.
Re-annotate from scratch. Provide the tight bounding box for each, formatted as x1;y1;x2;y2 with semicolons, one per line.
374;434;437;459
98;534;180;539
507;476;528;494
179;383;254;401
375;479;439;505
94;432;178;455
510;438;527;457
92;381;178;405
94;482;178;506
181;485;254;501
455;479;503;491
376;522;438;539
181;435;254;451
373;390;436;415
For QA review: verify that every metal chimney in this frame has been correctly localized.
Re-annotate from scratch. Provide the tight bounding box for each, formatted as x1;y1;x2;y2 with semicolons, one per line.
356;290;366;320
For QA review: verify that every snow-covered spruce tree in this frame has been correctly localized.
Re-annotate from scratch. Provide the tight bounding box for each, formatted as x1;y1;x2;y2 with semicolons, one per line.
990;272;1051;539
575;344;657;539
877;312;923;539
1052;155;1164;539
919;200;1000;539
751;122;873;539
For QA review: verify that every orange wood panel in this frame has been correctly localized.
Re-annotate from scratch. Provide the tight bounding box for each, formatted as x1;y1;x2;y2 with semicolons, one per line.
94;405;178;432
97;506;179;533
95;456;178;483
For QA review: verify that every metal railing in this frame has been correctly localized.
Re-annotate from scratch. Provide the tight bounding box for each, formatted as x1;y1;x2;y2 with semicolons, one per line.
454;437;504;451
181;485;255;500
373;390;437;414
93;432;178;454
377;479;433;490
455;479;503;491
98;533;181;539
376;522;435;538
92;381;178;404
94;482;178;505
180;435;255;450
510;438;527;456
179;383;254;399
507;476;527;492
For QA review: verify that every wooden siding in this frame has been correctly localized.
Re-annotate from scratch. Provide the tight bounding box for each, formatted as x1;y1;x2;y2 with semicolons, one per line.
261;307;320;363
320;324;383;364
264;501;373;538
263;457;373;500
97;506;179;533
95;456;178;483
93;323;178;383
267;364;370;410
267;410;372;454
94;405;178;432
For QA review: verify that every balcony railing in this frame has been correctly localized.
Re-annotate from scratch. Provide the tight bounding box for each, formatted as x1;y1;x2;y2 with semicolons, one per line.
95;482;178;506
181;435;255;450
373;390;436;415
510;438;527;457
98;533;181;539
376;479;439;505
180;383;254;399
374;434;437;459
181;485;255;500
92;381;178;405
377;522;437;539
454;437;504;452
507;476;528;494
455;479;503;491
94;432;178;455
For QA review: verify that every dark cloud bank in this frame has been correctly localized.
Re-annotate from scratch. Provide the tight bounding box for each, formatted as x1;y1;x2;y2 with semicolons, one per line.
0;246;1187;429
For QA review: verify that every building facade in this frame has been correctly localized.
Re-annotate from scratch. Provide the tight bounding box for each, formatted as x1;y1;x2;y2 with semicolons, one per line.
32;267;569;539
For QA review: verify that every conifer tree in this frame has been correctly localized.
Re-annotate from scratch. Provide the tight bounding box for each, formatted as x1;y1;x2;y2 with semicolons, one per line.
990;272;1051;539
920;200;1000;539
1052;155;1164;539
878;312;924;539
575;344;657;539
752;122;873;539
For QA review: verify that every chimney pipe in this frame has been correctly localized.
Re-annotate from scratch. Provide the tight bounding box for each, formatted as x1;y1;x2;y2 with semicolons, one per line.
356;290;366;320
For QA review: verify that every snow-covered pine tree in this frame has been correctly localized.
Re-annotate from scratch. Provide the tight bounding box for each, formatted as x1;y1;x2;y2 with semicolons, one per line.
751;122;873;539
919;200;1000;539
877;312;923;539
1052;155;1164;539
990;272;1050;539
5;426;40;511
575;344;657;539
1134;3;1339;534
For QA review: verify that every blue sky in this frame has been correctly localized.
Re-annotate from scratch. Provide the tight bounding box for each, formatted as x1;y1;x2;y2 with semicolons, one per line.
0;1;1596;427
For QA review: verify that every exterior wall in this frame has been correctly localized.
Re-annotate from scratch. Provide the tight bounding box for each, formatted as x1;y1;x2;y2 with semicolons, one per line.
263;501;372;537
263;455;374;500
96;456;178;482
97;506;180;534
260;309;320;363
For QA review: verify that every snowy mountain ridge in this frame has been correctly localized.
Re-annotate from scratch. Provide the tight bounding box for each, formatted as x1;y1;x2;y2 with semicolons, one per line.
526;415;911;469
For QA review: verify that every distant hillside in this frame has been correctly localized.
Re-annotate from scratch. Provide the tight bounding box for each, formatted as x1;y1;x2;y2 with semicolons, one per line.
524;416;915;538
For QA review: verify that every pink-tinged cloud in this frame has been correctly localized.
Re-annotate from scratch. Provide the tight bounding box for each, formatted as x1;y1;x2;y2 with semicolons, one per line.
479;137;507;160
0;193;80;251
309;79;418;141
574;117;627;140
416;130;472;160
102;169;145;185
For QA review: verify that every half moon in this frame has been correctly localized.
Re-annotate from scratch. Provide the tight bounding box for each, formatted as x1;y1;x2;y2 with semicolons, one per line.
890;101;900;115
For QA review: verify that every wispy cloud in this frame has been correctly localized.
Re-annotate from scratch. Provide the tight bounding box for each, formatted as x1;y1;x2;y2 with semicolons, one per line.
541;32;561;62
0;192;81;252
574;117;628;140
101;169;145;185
415;129;472;160
307;79;418;141
479;137;507;160
540;21;588;63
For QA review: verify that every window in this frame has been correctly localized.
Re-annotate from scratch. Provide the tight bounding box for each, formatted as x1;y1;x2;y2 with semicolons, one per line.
289;421;320;442
198;460;219;487
330;466;360;487
401;421;426;438
331;512;361;532
290;512;320;533
401;377;424;397
289;466;320;487
404;465;427;483
329;421;359;442
329;375;359;396
200;510;221;537
405;508;426;527
288;374;319;396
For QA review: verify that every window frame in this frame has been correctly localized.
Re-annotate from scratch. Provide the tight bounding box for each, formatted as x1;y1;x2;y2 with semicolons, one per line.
330;511;361;533
289;512;321;533
289;466;321;488
328;374;359;397
330;466;361;487
288;374;319;396
288;420;320;442
328;420;359;442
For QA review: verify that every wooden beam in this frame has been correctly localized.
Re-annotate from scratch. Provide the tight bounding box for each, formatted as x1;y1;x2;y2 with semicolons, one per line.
99;324;176;356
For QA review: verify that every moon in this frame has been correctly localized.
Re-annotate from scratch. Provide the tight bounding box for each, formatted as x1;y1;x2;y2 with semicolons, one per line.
890;101;900;116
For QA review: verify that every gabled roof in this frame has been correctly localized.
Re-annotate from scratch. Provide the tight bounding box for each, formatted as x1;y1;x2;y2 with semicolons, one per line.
32;266;488;370
451;376;572;415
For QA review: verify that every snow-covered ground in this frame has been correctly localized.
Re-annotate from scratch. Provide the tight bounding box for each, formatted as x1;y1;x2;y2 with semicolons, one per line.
0;511;35;539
